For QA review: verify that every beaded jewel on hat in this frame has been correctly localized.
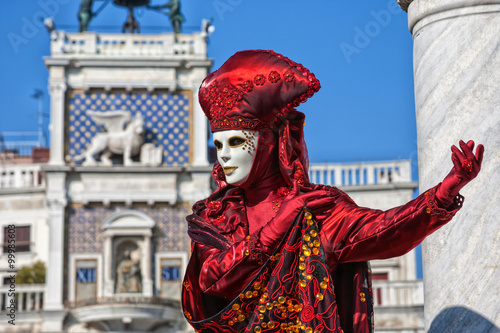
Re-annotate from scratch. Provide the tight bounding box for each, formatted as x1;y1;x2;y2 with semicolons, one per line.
199;50;321;132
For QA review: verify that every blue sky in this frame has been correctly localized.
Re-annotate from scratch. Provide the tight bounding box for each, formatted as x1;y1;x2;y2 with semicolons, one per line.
0;0;417;166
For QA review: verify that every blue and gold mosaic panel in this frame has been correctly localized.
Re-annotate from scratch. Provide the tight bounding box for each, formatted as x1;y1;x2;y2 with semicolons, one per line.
66;90;192;166
67;204;192;256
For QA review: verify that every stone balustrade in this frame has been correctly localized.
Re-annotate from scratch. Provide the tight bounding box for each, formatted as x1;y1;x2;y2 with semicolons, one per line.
0;284;45;312
0;280;421;314
0;161;412;191
309;160;412;187
373;280;424;307
0;165;45;190
67;296;180;309
50;31;207;58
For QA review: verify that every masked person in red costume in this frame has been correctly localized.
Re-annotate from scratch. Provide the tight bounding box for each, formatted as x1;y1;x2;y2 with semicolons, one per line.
181;50;484;333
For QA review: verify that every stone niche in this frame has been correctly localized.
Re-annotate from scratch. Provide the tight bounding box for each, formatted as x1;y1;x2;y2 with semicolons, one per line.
114;238;143;294
101;210;155;297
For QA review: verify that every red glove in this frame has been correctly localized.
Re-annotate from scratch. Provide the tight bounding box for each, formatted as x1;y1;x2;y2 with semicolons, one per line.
435;140;484;207
259;183;335;253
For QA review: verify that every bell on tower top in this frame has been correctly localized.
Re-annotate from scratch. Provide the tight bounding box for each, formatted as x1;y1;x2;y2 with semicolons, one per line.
113;0;151;34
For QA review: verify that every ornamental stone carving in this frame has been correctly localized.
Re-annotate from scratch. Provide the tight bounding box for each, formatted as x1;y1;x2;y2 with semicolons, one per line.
140;143;163;166
46;198;67;211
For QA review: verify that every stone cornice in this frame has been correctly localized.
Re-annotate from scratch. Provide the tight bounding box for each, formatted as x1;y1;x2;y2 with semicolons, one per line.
408;1;500;34
44;57;212;69
72;165;184;173
342;181;418;193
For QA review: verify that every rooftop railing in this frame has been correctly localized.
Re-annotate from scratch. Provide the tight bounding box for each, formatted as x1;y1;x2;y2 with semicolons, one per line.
372;280;424;307
309;160;413;187
50;31;208;58
0;165;45;190
0;284;45;313
0;132;44;159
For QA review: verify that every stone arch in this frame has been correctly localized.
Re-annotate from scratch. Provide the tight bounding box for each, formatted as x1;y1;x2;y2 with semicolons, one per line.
102;210;155;231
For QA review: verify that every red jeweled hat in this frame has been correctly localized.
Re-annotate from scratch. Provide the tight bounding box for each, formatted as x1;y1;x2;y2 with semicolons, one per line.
199;50;321;132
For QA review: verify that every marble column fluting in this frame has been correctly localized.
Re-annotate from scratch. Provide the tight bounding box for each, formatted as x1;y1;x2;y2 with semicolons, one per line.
399;0;500;331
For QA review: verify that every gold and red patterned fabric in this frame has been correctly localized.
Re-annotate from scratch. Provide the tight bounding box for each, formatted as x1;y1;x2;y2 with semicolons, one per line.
184;207;348;333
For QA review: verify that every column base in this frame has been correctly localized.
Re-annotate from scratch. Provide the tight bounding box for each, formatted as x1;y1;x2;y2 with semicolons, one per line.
41;310;67;333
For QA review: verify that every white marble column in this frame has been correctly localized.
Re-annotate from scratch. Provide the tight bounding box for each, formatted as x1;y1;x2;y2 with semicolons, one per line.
44;171;67;311
142;232;153;297
48;78;67;166
42;170;67;332
192;87;209;166
103;233;114;297
399;0;500;331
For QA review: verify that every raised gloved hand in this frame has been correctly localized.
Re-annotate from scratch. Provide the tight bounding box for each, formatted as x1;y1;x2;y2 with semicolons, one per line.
435;140;484;207
258;183;334;253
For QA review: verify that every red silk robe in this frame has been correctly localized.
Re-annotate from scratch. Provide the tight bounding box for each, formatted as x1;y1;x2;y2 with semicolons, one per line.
182;185;462;333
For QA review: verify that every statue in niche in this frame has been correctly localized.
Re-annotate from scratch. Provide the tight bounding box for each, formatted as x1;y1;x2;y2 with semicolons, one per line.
148;0;185;34
116;250;142;293
70;110;145;166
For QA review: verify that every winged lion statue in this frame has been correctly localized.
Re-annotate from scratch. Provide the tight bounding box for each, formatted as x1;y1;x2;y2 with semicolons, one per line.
71;110;145;166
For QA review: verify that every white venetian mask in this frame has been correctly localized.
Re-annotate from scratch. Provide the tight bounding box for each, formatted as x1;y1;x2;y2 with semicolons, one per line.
213;129;259;186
